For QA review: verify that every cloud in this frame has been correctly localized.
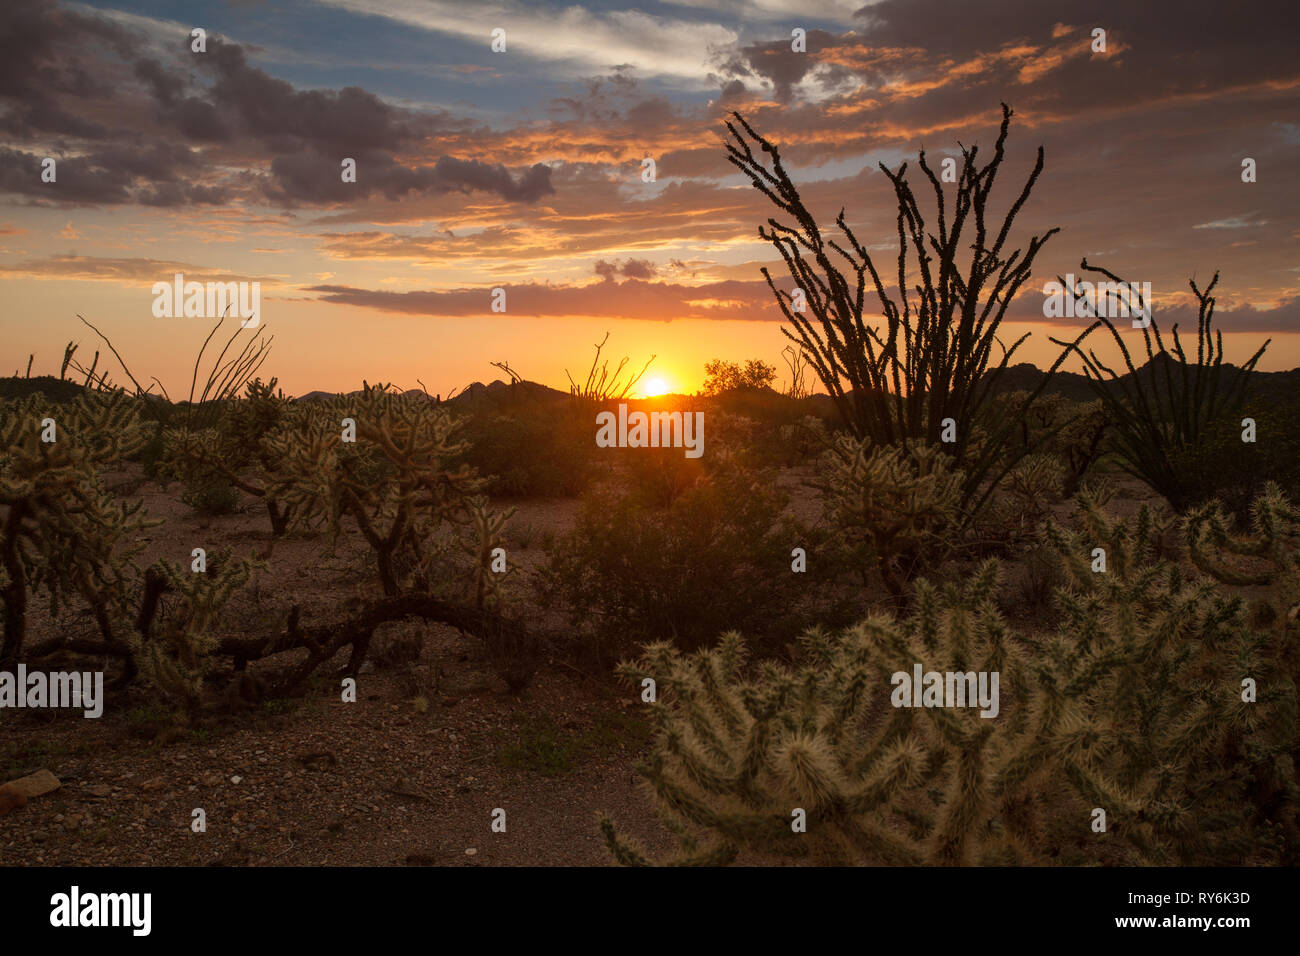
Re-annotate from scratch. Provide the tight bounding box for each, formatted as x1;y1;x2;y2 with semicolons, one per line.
594;258;658;280
0;0;137;139
1193;215;1268;230
0;3;559;209
0;254;275;285
315;0;739;86
309;275;782;321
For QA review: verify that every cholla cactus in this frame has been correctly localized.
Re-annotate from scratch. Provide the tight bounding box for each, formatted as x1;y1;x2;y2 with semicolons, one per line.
166;378;300;535
1040;493;1296;863
266;384;484;595
605;563;1048;866
607;489;1299;866
818;435;964;602
979;452;1066;545
999;392;1110;497
131;551;257;720
1;390;154;664
460;495;516;611
1184;484;1300;854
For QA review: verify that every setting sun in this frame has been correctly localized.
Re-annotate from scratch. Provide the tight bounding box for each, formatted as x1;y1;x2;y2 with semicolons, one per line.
642;376;670;398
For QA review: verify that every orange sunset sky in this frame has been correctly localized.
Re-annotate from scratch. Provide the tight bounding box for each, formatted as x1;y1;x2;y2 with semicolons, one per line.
2;0;1297;398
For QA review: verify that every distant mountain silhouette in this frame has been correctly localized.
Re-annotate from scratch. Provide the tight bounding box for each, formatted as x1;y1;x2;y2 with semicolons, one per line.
448;379;569;408
293;379;569;407
985;358;1300;405
0;374;85;402
4;360;1295;410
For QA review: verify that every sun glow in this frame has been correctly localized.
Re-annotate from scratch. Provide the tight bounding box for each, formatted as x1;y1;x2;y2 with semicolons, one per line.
642;376;669;398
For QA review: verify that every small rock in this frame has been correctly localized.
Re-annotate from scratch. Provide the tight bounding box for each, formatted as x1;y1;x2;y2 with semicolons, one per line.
85;784;112;799
139;776;167;793
5;769;62;799
464;847;477;856
230;775;243;785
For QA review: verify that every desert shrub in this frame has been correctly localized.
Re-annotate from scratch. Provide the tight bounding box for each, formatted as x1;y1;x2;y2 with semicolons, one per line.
456;405;596;498
604;488;1300;866
181;473;240;516
137;423;168;482
543;455;799;661
816;435;964;603
974;452;1065;550
701;358;777;395
621;443;707;508
1166;396;1300;522
703;398;831;467
776;413;831;466
166;378;302;535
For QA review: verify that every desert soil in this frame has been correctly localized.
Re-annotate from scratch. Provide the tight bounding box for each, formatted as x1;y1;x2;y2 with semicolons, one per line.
1;475;677;866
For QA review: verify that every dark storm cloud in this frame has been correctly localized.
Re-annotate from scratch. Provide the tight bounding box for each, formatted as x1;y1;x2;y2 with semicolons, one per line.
0;141;216;207
0;0;135;139
0;2;557;208
267;152;554;203
200;38;421;154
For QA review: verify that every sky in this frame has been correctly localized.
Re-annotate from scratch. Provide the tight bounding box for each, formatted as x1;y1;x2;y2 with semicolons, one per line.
1;0;1296;398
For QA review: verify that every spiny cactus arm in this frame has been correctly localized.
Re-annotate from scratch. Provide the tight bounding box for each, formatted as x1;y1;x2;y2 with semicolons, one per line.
851;706;921;780
599;816;654;866
1185;500;1280;586
819;662;872;745
663;724;737;797
929;724;992;865
774;732;843;812
662;840;741;867
1061;757;1143;821
845;738;925;816
833;812;925;866
694;648;746;737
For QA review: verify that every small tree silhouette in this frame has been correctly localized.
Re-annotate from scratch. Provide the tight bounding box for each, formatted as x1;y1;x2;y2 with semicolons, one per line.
725;103;1085;518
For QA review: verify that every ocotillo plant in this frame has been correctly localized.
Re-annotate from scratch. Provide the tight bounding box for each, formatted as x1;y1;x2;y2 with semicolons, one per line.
725;103;1086;520
1050;262;1268;512
566;331;655;405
